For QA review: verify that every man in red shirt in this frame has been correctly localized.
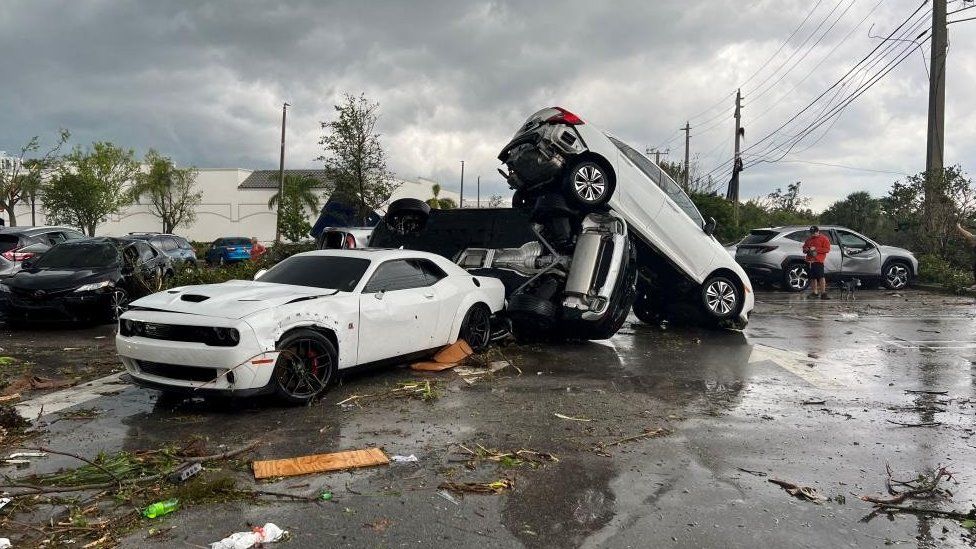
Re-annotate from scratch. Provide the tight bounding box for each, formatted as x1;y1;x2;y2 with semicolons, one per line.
802;226;832;300
249;237;267;262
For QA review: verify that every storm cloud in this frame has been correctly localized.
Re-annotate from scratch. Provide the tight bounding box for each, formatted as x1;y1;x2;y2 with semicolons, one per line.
2;0;974;209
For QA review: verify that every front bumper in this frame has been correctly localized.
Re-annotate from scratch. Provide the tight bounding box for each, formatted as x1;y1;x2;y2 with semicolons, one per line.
116;311;278;395
4;289;113;322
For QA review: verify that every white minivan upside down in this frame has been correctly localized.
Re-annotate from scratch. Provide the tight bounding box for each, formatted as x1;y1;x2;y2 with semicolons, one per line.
116;249;505;404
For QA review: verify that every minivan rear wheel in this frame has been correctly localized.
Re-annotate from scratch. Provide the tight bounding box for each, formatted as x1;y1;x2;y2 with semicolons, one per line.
783;263;810;292
562;160;614;209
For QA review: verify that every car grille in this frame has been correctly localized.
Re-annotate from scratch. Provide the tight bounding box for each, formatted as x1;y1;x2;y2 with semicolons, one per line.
137;361;219;382
10;286;75;300
120;320;239;346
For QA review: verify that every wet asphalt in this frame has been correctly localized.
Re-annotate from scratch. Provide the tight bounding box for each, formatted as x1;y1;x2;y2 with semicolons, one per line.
5;289;976;548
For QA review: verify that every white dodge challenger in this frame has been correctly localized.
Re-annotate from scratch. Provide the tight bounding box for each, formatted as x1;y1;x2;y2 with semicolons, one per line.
116;249;505;404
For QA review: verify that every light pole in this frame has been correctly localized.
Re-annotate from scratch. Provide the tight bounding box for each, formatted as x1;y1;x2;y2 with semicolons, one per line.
459;161;465;208
275;102;290;243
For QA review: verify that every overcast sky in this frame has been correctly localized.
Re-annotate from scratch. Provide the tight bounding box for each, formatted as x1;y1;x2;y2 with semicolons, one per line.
2;0;974;210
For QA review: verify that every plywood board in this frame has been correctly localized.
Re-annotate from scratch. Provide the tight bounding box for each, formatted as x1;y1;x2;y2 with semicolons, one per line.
252;447;389;479
410;361;457;372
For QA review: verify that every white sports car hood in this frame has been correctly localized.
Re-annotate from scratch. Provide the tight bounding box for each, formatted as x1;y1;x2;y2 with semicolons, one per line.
129;280;344;319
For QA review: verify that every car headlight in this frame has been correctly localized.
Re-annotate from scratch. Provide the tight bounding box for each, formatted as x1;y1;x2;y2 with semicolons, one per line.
74;280;113;292
207;327;240;347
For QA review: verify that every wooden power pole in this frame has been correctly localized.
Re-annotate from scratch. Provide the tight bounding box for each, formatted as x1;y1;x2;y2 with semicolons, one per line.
924;0;948;237
275;102;289;243
681;122;691;191
733;89;743;227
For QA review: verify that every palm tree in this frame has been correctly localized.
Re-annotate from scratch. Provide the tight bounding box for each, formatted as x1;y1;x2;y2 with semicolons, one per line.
426;183;457;209
268;174;321;211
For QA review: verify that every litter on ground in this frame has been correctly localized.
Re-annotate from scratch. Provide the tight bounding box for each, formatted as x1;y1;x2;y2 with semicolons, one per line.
438;478;514;495
410;340;473;371
252;447;389;479
210;522;288;549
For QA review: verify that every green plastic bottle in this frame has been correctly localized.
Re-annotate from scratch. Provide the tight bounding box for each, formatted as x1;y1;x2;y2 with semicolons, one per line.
143;498;179;518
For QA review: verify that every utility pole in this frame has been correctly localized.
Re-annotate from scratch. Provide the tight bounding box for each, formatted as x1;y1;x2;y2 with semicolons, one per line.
924;0;947;235
459;161;465;208
646;147;668;165
681;122;691;191
275;102;289;243
476;175;481;208
733;89;743;227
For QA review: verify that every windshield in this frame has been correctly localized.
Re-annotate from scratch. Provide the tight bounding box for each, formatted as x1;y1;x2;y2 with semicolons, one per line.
33;241;119;269
740;230;777;245
607;135;705;227
259;255;370;291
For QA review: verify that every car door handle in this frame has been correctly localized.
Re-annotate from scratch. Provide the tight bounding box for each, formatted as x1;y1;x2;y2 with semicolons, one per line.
423;291;435;299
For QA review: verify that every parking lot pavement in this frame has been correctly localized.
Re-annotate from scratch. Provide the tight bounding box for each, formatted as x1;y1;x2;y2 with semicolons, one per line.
4;289;976;547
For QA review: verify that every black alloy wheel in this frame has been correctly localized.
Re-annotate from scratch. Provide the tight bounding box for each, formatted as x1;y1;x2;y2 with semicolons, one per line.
459;304;492;351
273;329;338;405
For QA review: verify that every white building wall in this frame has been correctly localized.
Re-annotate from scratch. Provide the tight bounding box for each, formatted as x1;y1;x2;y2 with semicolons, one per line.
4;170;462;243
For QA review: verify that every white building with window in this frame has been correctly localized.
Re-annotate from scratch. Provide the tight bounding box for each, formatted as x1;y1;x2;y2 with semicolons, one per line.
2;168;458;243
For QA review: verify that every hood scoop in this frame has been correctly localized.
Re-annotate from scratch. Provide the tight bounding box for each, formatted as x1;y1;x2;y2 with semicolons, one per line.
180;294;210;303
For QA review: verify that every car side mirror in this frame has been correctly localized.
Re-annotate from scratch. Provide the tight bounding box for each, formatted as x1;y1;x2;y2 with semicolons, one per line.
703;217;717;236
374;290;385;300
253;268;268;280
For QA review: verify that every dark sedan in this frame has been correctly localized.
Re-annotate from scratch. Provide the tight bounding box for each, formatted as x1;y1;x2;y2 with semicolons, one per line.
0;237;170;324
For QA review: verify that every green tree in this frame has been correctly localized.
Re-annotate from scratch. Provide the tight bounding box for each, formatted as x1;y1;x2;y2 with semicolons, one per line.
128;150;202;234
819;191;884;236
0;130;69;226
318;93;396;225
43;142;139;235
426;183;457;209
268;174;322;242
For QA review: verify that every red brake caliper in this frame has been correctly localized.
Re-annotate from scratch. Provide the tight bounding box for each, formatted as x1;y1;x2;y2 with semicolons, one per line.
308;349;319;376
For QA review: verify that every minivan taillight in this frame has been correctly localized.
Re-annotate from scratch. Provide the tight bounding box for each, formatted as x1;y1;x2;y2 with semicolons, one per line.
546;107;583;125
2;249;34;262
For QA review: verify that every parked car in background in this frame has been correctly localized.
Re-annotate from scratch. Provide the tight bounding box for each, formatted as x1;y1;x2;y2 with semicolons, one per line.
0;237;171;324
116;249;505;403
732;225;918;291
316;227;374;250
496;106;753;328
0;225;87;277
128;232;197;268
204;237;252;265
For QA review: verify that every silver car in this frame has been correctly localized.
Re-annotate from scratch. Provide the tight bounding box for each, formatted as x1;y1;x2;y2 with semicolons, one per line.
731;225;918;291
0;225;87;277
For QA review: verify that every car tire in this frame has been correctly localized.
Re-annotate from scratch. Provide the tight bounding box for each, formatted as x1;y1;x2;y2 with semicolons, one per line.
458;303;492;352
632;288;658;325
782;262;810;292
385;198;431;235
561;159;615;209
882;260;912;290
700;275;741;322
272;329;338;405
508;292;557;319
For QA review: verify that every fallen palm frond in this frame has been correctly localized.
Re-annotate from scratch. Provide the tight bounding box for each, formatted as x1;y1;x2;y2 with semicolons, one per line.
336;380;441;406
438;478;514;495
456;443;557;468
769;478;828;503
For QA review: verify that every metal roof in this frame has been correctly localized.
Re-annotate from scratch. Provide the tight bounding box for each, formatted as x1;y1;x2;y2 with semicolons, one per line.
237;169;331;189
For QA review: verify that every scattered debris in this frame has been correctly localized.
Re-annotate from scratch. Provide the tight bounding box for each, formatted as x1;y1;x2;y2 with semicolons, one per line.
0;538;9;549
594;428;670;453
7;451;47;458
168;462;203;484
336;380;441;407
3;374;75;394
390;454;419;463
252;447;389;480
411;340;473;371
905;390;949;395
736;467;768;477
801;400;826;406
455;360;512;385
769;478;827;503
143;498;179;519
554;413;592;422
0;497;10;511
886;420;941;428
211;522;288;549
439;478;514;495
0;393;20;403
437;489;461;505
363;518;393;533
860;464;954;506
54;407;102;421
456;444;558;468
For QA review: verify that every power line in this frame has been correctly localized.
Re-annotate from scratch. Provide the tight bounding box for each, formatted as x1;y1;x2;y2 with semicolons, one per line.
772;158;911;175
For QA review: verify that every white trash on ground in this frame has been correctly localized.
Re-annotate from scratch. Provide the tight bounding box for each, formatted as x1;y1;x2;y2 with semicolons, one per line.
390;454;419;463
0;537;10;548
210;523;287;549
